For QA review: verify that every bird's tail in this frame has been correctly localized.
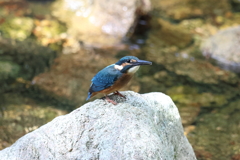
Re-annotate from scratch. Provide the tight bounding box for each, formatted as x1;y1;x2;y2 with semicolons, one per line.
86;92;92;101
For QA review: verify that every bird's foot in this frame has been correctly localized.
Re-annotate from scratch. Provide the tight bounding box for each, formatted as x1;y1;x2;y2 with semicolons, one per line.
105;96;117;105
114;91;126;99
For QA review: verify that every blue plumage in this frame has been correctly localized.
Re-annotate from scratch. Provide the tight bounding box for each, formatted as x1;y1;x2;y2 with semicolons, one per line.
86;64;122;100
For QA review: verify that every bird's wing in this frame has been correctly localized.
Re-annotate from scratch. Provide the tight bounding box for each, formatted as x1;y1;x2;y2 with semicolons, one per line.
89;64;122;93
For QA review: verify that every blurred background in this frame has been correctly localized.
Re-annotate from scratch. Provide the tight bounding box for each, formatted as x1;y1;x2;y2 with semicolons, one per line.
0;0;240;159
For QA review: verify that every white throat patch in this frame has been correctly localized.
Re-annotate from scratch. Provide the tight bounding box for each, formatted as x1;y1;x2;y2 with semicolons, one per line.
114;64;123;70
128;66;140;74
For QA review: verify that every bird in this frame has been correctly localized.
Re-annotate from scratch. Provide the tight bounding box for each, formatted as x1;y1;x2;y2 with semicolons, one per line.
86;56;152;105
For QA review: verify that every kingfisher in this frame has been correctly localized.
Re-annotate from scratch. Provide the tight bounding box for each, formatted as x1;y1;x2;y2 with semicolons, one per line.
86;56;152;104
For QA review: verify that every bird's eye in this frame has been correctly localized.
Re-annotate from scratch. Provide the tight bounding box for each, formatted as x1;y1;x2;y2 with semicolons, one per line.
127;60;131;63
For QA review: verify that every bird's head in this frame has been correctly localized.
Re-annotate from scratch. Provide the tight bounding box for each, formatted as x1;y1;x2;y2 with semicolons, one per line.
114;56;152;73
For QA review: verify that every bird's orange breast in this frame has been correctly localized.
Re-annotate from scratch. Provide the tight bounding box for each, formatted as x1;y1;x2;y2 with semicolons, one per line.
91;73;133;97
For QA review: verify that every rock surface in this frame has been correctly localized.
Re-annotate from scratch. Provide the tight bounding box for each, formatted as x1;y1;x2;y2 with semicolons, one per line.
0;91;196;160
52;0;151;47
201;26;240;73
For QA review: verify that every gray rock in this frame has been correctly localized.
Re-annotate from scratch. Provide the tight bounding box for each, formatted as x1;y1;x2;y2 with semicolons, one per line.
201;26;240;73
52;0;151;47
0;91;196;160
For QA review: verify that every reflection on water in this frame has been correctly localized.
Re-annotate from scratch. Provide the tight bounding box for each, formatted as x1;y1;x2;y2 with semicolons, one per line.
0;0;240;160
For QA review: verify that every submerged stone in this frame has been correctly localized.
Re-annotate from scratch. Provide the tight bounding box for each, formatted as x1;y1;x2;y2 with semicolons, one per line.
33;19;67;50
0;61;20;81
0;38;56;80
188;100;240;160
201;26;240;73
150;18;193;49
151;0;231;20
167;86;228;108
0;93;66;150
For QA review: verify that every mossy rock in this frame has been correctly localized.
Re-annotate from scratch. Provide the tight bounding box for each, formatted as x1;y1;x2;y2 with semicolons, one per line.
0;61;21;94
33;19;67;51
0;61;20;81
151;0;231;20
0;38;56;80
0;93;67;150
0;17;34;41
167;86;228;107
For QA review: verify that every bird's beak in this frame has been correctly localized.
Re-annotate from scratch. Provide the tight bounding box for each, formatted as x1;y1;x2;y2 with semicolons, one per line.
132;59;152;66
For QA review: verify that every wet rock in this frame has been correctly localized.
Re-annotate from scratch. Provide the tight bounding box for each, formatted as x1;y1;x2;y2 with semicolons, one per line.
201;26;240;73
152;0;231;21
0;91;197;160
144;39;239;85
52;0;151;47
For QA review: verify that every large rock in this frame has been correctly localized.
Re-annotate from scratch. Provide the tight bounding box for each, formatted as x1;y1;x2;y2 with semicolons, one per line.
201;26;240;73
52;0;151;47
0;91;196;160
